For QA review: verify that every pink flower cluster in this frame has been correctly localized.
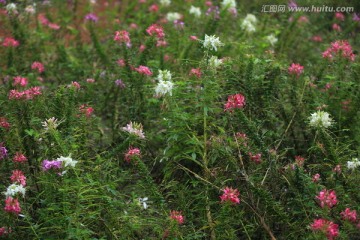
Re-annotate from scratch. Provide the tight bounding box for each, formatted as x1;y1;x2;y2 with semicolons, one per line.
146;24;165;39
4;197;21;214
31;61;45;73
224;93;246;112
38;13;60;30
8;87;42;100
79;104;94;117
170;210;184;224
220;187;240;204
249;152;262;164
311;218;339;240
0;227;10;237
316;189;337;208
189;68;202;78
124;147;141;163
10;170;26;186
322;40;355;61
340;208;357;222
288;63;304;77
134;65;152;76
2;37;19;47
0;117;10;130
114;30;131;47
13;76;28;87
13;152;27;163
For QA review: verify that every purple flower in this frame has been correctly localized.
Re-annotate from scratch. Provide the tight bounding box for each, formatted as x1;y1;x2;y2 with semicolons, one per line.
0;0;6;5
353;13;360;22
0;144;7;160
115;79;126;88
288;0;297;8
206;6;220;19
174;20;184;30
42;159;63;171
85;13;98;23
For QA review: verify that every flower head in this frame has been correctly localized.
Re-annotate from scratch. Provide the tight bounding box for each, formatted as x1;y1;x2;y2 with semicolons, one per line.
266;34;278;46
220;187;240;204
4;183;26;197
122;122;145;139
341;208;357;222
114;30;131;47
241;14;257;33
310;218;339;240
170;210;184;224
0;144;8;160
146;24;165;39
221;0;236;9
124;147;141;163
42;117;60;131
13;152;27;163
57;155;78;168
4;197;21;214
2;37;19;47
10;170;26;186
134;65;153;76
85;13;98;22
42;159;63;171
309;111;334;129
288;63;304;77
0;117;10;129
316;189;337;208
224;93;246;112
31;61;45;73
166;12;181;22
156;70;172;82
203;34;224;51
189;6;201;18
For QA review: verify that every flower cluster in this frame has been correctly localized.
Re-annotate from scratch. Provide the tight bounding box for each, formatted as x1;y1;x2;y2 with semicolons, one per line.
241;14;257;33
288;63;304;77
170;210;184;224
79;104;94;118
134;65;153;76
155;80;174;97
84;13;98;22
146;24;165;40
114;30;131;48
308;111;334;129
310;218;339;240
122;122;145;139
2;37;19;47
249;152;262;164
42;155;78;173
10;170;26;186
322;40;355;61
42;159;63;171
4;183;26;197
8;87;42;100
189;6;201;18
0;144;8;160
208;56;223;70
0;117;10;130
4;197;21;214
220;187;240;204
221;0;236;9
38;13;60;30
12;76;28;87
203;34;224;52
224;93;246;112
31;61;45;73
13;152;27;163
42;117;61;131
340;208;357;222
189;68;202;78
347;158;360;170
316;189;337;208
124;147;141;163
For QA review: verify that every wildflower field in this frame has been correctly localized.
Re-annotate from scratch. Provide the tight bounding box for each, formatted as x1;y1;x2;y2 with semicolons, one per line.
1;0;360;239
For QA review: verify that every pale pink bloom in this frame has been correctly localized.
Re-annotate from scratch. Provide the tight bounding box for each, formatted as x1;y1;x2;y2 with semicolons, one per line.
139;44;146;52
322;40;355;61
122;122;145;139
0;118;10;130
13;152;27;163
146;24;165;39
220;187;240;204
288;63;304;77
4;197;21;214
156;40;167;47
311;35;322;42
205;1;212;6
9;87;42;100
312;173;320;183
297;16;309;23
333;164;341;174
130;23;138;29
249;152;262;164
335;12;345;21
79;104;94;117
163;54;171;62
10;170;26;186
38;13;49;25
316;189;337;208
134;65;152;76
48;23;60;30
189;68;202;78
114;30;131;47
31;61;45;73
117;59;126;67
124;147;141;163
2;37;19;47
86;78;95;83
71;81;81;89
224;93;246;112
341;208;357;222
170;210;184;224
332;23;341;32
13;76;28;87
189;35;198;41
311;219;339;240
149;4;159;12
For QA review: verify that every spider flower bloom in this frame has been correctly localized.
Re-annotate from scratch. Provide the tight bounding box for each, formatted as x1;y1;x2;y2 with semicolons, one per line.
4;183;26;197
114;30;131;47
122;122;145;139
41;117;60;131
221;0;236;9
13;152;27;163
170;210;184;224
134;65;152;76
310;218;339;240
85;13;98;22
203;34;224;51
4;197;21;214
288;63;304;77
340;208;357;222
0;144;8;160
224;93;246;112
249;152;262;164
8;87;42;100
2;37;19;47
57;155;78;168
156;70;172;81
42;159;63;171
79;104;94;117
124;147;141;163
308;111;334;129
322;40;355;61
31;61;45;73
10;170;26;186
13;76;28;87
189;68;202;78
146;24;165;39
0;118;10;129
155;80;174;97
316;189;337;208
220;187;240;204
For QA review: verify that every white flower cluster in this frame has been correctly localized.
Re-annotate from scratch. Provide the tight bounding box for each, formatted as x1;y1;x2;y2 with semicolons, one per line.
209;56;223;70
4;183;26;197
122;122;145;139
155;70;174;97
166;12;181;22
57;155;78;168
308;111;334;128
189;6;201;18
203;34;224;52
347;158;360;170
221;0;236;9
159;0;171;6
241;14;257;33
266;34;278;46
42;117;61;131
157;70;172;82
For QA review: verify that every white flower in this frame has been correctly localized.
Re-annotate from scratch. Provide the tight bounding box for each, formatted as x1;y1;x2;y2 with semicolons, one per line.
42;117;61;131
159;0;171;6
122;122;145;139
155;80;174;97
221;0;236;9
89;0;97;4
308;111;334;128
57;155;78;168
138;197;149;209
157;70;172;82
166;12;181;22
209;56;223;69
25;5;36;14
347;158;360;170
5;183;26;197
241;14;257;33
266;34;278;46
203;34;224;52
244;14;257;24
6;3;17;13
189;6;201;18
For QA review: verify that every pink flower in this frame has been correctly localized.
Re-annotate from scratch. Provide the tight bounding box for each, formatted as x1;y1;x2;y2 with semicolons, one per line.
2;37;19;47
146;24;165;39
311;35;322;42
134;65;152;76
170;210;184;224
341;208;357;222
38;13;49;25
224;93;246;112
322;40;355;61
13;152;27;163
189;68;202;78
122;122;145;139
316;189;337;208
117;59;126;67
294;156;305;167
31;61;45;73
10;170;26;186
311;219;339;240
139;44;146;52
312;173;320;183
335;12;345;21
114;30;131;47
12;76;28;87
0;118;10;130
124;147;141;163
4;197;21;214
332;23;341;32
71;81;81;90
220;187;240;204
149;4;159;12
79;104;94;117
0;227;10;237
86;78;95;83
189;35;198;41
249;152;262;164
288;63;304;77
333;165;341;174
8;87;42;100
156;40;167;47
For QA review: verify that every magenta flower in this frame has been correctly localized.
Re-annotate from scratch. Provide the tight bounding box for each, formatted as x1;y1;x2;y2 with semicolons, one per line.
310;218;339;240
4;197;21;214
312;173;320;183
42;159;63;171
170;210;184;224
0;117;10;129
2;37;19;47
316;189;337;208
0;144;8;160
10;170;26;186
134;65;152;76
124;147;141;163
322;40;355;61
224;93;246;112
189;68;202;78
249;152;262;164
8;87;42;100
146;24;165;39
288;63;304;77
220;187;240;204
13;152;27;163
340;208;357;222
114;30;131;47
31;61;45;73
13;76;28;87
85;13;98;22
